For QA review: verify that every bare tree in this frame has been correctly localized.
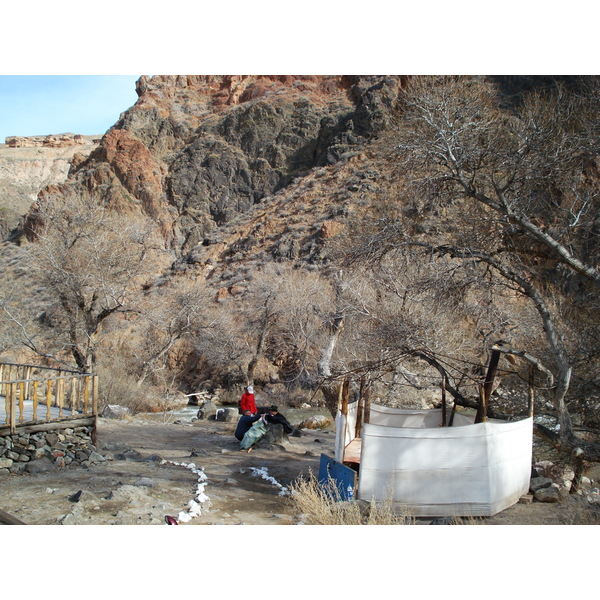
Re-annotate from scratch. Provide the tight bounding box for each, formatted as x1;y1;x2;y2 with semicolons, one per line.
133;278;216;387
344;76;600;460
18;191;166;371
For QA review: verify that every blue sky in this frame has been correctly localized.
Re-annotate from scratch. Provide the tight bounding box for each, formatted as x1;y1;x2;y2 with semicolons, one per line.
0;75;140;142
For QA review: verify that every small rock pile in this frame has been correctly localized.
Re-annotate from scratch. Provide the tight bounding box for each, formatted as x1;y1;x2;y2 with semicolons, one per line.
527;460;600;505
0;426;105;475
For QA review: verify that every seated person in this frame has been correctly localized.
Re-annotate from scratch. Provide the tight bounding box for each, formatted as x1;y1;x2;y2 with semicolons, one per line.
263;405;293;434
234;410;261;441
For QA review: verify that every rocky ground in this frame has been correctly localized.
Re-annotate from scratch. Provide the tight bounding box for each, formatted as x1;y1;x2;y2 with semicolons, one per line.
1;409;599;527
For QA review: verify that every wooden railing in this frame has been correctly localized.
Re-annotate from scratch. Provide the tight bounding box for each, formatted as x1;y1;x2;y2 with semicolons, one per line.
0;362;98;435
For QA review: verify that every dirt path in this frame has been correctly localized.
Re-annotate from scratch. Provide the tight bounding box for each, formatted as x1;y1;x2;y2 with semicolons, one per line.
0;416;333;525
1;414;597;526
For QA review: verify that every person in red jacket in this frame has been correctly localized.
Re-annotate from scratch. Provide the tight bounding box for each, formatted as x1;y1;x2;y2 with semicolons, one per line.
239;385;257;414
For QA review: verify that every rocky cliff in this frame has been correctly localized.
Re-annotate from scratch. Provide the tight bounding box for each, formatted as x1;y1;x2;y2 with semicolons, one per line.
23;76;406;255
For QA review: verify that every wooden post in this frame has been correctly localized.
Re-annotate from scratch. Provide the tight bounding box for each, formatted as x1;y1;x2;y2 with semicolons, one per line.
9;383;16;434
355;376;366;438
441;377;447;426
57;378;64;418
32;381;39;421
18;381;25;423
475;346;501;423
83;376;90;413
46;379;53;420
92;375;99;445
24;366;32;402
363;384;371;425
448;400;457;426
70;377;77;414
92;375;99;416
4;383;9;425
528;365;535;417
340;380;349;416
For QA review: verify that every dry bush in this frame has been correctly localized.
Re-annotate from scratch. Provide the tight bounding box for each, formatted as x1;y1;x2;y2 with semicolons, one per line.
289;471;414;525
95;362;173;414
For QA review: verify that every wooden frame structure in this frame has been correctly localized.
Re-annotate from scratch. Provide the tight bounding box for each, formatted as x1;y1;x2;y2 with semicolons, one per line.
0;362;98;440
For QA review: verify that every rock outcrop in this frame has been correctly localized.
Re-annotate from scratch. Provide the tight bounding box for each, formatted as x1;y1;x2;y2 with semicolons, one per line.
0;134;99;237
4;133;100;148
20;76;406;254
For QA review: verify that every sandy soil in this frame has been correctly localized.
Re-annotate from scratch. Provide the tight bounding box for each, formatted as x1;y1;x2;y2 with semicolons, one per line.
0;413;332;526
1;412;598;526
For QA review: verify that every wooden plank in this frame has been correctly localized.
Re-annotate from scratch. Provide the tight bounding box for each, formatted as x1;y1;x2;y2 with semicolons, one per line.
0;415;95;437
343;438;362;464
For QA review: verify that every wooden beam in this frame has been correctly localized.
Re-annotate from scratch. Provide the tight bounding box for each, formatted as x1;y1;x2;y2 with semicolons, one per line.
0;415;96;437
0;509;25;525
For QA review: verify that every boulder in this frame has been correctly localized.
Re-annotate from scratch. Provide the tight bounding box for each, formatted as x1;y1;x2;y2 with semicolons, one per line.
196;400;218;420
215;408;237;422
24;457;55;474
101;404;131;420
298;415;332;430
260;424;289;446
534;486;560;503
529;477;553;493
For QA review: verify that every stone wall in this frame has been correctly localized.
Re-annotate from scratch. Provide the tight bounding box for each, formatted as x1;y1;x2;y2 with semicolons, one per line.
0;426;104;475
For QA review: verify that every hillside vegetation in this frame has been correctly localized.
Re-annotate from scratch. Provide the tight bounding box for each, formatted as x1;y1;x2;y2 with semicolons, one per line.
0;75;598;468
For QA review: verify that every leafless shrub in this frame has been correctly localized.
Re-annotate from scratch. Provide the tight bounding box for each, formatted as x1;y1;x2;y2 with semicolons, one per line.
289;471;414;525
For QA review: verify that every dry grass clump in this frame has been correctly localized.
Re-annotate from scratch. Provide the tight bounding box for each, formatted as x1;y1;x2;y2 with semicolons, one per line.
96;363;183;414
289;471;414;525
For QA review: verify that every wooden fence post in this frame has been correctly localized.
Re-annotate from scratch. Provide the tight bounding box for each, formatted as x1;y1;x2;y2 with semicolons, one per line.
32;380;39;421
18;381;25;423
9;383;16;434
84;376;90;413
46;380;53;420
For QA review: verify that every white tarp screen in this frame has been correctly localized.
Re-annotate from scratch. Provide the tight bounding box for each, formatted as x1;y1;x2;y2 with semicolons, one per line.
354;405;532;517
369;404;473;429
